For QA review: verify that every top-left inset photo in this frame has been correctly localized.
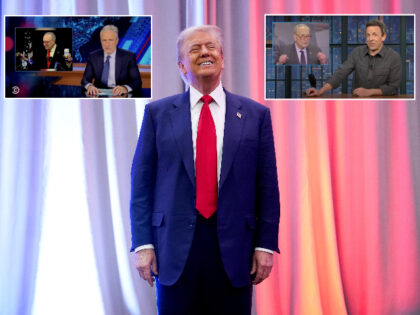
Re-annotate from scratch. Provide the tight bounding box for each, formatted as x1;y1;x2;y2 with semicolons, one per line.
5;15;151;98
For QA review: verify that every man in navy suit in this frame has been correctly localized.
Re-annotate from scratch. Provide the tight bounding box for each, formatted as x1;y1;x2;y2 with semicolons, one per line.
81;25;142;96
130;25;280;314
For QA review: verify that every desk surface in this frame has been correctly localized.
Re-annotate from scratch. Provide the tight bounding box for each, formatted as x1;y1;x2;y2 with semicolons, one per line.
6;71;150;98
302;94;414;99
35;64;151;89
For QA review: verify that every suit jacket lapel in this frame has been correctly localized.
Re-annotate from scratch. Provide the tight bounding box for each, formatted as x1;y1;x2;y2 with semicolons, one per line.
115;49;122;83
168;89;245;191
292;47;299;64
169;90;196;188
307;46;314;64
219;90;244;190
96;50;105;80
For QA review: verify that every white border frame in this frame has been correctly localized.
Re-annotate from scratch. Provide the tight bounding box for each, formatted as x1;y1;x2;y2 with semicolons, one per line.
264;14;416;101
3;14;153;100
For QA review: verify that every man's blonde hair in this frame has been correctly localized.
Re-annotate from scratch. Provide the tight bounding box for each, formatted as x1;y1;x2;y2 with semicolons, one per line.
176;25;223;84
176;25;223;61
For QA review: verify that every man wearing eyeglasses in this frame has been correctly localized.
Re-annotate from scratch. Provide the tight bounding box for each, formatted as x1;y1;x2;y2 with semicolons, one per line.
32;32;73;71
274;24;328;65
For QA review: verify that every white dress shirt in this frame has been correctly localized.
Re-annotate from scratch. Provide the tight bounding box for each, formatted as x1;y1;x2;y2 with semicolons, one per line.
190;83;225;183
135;83;272;255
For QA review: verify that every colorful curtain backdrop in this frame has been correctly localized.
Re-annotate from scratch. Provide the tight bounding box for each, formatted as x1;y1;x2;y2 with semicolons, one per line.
235;1;420;315
1;0;419;315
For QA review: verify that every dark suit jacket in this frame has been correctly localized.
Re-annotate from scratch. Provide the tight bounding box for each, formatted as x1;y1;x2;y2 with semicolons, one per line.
130;89;280;288
35;45;72;71
81;48;142;95
274;43;322;65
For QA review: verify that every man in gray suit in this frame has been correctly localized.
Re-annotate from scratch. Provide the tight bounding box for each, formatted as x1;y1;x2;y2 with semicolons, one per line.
273;24;327;65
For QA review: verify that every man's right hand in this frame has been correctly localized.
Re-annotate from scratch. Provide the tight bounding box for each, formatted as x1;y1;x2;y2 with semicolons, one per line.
278;54;289;64
306;83;332;97
135;248;158;287
306;87;320;96
86;84;101;96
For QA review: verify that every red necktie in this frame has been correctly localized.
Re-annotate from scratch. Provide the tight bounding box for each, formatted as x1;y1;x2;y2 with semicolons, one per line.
47;50;51;68
196;95;217;219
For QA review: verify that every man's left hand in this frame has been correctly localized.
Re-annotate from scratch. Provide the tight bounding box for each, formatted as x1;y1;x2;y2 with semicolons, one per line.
113;85;128;96
353;87;374;97
317;52;328;65
250;251;273;285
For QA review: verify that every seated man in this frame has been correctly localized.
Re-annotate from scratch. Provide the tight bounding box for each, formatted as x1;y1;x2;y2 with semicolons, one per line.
306;19;402;97
273;24;327;65
32;32;72;71
81;25;142;96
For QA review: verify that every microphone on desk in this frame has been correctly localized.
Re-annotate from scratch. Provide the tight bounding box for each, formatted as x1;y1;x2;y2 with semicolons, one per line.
308;74;316;88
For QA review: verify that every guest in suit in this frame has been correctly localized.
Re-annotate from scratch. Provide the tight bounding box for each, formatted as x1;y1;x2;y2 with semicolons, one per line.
81;25;142;96
273;24;327;65
130;25;280;314
33;32;72;71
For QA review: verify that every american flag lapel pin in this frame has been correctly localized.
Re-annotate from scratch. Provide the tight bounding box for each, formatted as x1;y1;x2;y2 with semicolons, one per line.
236;112;242;119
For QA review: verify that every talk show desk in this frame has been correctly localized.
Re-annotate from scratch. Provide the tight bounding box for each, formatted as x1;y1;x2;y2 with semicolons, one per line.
302;94;414;99
33;63;151;97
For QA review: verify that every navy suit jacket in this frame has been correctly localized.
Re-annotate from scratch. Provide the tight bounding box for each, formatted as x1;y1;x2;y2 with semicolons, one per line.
34;45;72;71
130;89;280;288
81;48;142;95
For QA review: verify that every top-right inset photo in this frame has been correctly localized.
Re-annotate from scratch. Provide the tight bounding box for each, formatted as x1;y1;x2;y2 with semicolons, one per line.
265;15;415;100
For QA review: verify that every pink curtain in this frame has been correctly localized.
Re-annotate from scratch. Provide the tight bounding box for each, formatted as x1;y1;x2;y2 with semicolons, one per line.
205;0;420;314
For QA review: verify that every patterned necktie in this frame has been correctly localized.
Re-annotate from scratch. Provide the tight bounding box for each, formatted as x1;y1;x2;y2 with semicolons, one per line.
101;55;110;87
300;50;306;64
196;95;217;219
47;50;51;68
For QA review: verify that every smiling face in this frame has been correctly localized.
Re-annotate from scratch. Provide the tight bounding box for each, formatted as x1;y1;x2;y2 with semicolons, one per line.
177;31;224;89
293;26;311;49
365;25;386;55
100;30;119;55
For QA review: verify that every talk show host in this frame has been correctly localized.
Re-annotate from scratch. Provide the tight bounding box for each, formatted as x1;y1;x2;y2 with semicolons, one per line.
306;19;402;97
130;25;280;314
81;25;142;96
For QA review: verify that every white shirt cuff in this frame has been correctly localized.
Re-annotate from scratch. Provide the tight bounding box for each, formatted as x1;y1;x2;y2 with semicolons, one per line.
134;244;154;253
255;247;274;254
